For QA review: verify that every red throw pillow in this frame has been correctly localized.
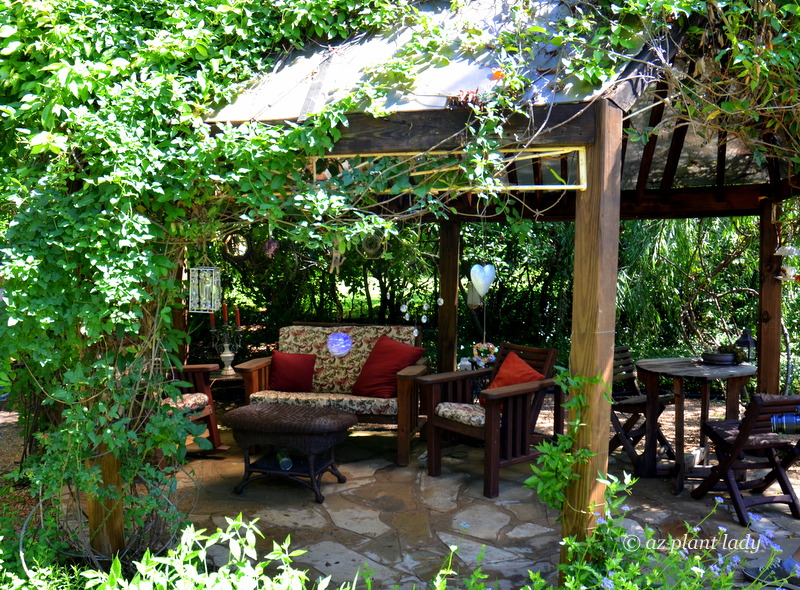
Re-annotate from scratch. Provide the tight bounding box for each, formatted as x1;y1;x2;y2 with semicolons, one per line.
269;350;316;392
352;335;425;398
488;352;545;389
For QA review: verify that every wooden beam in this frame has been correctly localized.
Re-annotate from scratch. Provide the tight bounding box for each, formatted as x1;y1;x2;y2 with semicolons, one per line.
401;184;765;223
562;99;622;544
635;81;669;197
758;201;783;394
329;103;596;157
437;221;461;372
660;120;689;191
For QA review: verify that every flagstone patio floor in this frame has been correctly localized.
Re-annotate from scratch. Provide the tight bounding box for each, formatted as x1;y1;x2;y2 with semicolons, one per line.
182;424;800;589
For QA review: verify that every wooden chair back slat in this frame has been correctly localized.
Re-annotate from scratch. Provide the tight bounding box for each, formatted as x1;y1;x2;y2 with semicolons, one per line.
612;346;640;396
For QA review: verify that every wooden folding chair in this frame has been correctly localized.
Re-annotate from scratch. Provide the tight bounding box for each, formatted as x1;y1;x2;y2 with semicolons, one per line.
691;393;800;525
608;346;675;467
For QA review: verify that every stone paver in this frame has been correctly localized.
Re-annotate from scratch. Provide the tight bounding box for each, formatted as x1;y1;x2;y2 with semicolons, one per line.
184;428;800;589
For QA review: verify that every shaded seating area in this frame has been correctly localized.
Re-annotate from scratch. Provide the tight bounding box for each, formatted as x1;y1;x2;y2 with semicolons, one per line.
608;346;675;469
691;393;800;525
234;324;428;466
416;343;559;498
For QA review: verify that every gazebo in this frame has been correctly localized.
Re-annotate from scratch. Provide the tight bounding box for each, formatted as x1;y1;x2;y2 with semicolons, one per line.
206;0;797;540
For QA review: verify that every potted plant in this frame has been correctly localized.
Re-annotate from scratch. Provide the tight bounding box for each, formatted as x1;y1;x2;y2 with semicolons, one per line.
701;343;745;365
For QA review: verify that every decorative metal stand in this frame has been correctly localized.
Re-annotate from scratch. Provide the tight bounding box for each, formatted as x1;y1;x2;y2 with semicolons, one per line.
211;322;243;375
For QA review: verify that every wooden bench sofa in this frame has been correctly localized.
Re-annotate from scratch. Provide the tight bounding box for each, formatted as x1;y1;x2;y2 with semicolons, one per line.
234;324;428;466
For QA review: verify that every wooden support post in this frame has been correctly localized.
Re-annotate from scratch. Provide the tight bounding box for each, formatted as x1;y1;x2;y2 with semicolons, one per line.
758;200;782;394
86;446;125;558
562;99;622;545
438;221;461;372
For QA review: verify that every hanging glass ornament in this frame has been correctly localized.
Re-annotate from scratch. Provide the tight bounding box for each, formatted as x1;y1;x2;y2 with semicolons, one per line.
400;304;408;313
421;315;428;323
404;313;410;321
327;332;353;357
437;297;444;306
423;303;429;311
470;263;496;297
413;328;419;337
188;267;221;313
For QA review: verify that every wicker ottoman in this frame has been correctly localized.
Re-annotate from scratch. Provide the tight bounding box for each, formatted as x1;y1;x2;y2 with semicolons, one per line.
222;403;357;503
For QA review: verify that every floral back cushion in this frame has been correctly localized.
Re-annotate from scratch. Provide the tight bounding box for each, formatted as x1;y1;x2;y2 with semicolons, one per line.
278;325;419;394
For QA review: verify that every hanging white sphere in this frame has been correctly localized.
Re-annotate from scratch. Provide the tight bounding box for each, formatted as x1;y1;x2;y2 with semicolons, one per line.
400;304;408;313
437;297;444;306
404;313;410;321
421;315;428;323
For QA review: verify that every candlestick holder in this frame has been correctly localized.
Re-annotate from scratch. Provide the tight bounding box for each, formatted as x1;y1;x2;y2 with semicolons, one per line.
211;322;243;375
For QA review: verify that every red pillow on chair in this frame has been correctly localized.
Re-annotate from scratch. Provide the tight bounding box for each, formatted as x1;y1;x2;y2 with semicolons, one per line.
352;335;425;398
488;352;545;389
269;350;316;392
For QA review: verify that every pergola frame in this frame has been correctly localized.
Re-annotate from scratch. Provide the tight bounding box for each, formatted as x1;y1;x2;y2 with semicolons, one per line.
207;12;798;545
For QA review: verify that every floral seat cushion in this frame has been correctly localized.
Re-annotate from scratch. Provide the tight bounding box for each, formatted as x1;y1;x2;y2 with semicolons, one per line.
278;324;419;395
435;401;485;428
164;392;209;414
250;390;398;416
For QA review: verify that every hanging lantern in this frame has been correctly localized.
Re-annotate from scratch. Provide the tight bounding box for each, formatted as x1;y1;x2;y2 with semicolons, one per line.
188;267;221;313
735;328;757;362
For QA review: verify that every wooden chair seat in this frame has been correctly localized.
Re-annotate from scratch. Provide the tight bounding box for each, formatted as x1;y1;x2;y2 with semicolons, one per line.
691;393;800;525
416;343;560;498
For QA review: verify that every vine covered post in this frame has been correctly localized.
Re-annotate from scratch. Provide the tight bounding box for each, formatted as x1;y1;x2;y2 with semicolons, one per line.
563;99;622;546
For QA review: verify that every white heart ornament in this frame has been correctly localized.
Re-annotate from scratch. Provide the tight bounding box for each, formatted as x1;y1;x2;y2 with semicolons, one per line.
470;264;496;297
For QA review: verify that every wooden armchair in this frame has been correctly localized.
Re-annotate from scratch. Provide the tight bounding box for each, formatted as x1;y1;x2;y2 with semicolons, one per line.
608;346;675;468
691;393;800;525
172;363;229;454
416;343;559;498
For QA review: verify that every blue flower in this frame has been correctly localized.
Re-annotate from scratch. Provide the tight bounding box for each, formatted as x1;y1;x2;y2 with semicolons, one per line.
621;505;631;512
600;575;614;589
460;522;470;528
714;496;724;504
597;516;607;525
718;525;727;533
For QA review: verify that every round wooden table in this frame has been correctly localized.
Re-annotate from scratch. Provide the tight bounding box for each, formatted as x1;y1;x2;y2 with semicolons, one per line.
635;357;756;492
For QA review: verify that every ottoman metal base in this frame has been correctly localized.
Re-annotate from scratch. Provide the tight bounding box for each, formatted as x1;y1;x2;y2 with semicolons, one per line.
222;403;357;503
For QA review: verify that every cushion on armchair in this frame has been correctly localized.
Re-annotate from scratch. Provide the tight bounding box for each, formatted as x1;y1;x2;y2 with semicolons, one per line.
488;352;545;389
352;335;425;398
270;350;316;392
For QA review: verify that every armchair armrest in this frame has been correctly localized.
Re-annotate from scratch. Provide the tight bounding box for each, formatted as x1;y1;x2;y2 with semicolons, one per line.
416;368;492;386
397;361;429;380
234;357;272;373
181;363;220;374
478;378;556;400
234;357;272;404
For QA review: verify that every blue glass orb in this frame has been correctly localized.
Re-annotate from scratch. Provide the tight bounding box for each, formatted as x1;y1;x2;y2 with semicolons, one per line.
327;332;353;357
